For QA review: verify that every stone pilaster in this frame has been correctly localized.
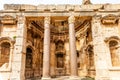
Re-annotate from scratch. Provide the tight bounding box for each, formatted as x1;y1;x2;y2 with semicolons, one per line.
65;42;70;75
68;16;78;78
10;14;26;80
92;15;110;80
42;16;51;79
50;42;55;77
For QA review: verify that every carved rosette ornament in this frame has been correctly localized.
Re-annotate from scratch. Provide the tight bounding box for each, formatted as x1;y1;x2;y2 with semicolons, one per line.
68;16;75;24
44;16;50;24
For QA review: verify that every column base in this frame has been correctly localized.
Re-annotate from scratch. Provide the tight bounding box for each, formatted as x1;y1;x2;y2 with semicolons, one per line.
41;77;51;80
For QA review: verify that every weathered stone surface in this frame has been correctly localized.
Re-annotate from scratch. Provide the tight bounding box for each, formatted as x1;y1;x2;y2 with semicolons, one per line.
1;2;120;80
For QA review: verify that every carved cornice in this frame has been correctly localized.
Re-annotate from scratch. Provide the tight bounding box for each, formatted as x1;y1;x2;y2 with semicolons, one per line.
1;15;17;25
101;14;118;25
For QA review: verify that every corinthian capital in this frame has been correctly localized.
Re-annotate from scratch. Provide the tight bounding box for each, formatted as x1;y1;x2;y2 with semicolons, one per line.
44;16;50;24
68;16;75;24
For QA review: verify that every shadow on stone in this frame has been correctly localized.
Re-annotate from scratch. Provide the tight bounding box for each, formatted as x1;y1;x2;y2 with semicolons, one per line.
81;76;94;80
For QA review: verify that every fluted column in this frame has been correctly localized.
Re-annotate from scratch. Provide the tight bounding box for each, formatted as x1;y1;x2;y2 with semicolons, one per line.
68;16;78;77
42;16;51;79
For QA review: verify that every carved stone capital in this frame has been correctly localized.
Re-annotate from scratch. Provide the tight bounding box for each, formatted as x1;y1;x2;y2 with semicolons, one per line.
17;15;25;24
44;16;50;24
68;16;75;24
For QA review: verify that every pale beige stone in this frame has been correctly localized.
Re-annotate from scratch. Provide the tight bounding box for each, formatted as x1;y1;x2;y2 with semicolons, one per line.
1;2;120;80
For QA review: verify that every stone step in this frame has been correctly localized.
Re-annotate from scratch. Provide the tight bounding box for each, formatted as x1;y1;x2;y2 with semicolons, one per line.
26;76;94;80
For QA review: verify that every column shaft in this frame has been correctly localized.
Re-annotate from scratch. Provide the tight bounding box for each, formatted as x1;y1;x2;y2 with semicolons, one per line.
68;16;77;76
42;17;51;79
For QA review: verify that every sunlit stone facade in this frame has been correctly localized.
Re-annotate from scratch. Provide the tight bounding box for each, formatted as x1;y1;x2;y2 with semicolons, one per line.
0;1;120;80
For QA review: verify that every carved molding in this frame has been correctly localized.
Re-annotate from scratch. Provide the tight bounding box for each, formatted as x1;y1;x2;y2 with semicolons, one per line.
104;36;120;43
0;37;15;48
1;15;17;25
101;14;118;25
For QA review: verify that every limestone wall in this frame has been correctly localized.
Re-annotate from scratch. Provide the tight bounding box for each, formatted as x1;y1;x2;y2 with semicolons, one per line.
1;25;17;39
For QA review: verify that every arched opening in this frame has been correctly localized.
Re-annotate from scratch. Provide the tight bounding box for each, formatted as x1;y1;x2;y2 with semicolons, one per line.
25;47;33;79
109;40;120;66
0;42;10;67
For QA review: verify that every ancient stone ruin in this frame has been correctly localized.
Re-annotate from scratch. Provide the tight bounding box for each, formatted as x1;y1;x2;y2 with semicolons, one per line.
0;0;120;80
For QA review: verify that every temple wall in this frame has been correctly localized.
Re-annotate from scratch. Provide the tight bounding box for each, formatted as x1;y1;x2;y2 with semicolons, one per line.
1;3;120;80
1;25;17;38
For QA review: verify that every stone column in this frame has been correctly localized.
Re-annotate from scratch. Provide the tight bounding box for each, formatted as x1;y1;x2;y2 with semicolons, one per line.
92;15;110;80
10;14;26;80
68;16;78;78
42;16;51;79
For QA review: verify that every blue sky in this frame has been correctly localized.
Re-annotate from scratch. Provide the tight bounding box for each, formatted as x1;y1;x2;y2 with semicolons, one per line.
0;0;120;10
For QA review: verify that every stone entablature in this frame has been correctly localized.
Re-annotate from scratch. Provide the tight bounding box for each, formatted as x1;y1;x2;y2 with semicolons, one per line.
3;4;120;12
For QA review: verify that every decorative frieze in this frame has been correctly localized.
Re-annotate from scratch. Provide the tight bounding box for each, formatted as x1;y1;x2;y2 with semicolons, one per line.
101;14;118;25
1;15;17;25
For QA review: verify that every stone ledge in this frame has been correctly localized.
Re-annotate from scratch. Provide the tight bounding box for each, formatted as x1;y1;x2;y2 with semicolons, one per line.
4;4;120;12
109;67;120;71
